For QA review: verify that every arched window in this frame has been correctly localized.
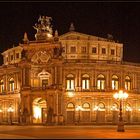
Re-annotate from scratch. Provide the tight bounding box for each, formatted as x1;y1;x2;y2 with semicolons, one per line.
9;78;14;92
0;80;4;93
67;102;75;111
94;102;105;111
112;75;119;90
98;102;105;111
82;102;90;111
38;69;51;90
125;76;131;91
82;74;90;90
111;103;119;111
66;74;75;91
97;74;105;90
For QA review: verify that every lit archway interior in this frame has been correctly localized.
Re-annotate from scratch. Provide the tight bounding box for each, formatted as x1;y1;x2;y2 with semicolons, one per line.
32;98;47;123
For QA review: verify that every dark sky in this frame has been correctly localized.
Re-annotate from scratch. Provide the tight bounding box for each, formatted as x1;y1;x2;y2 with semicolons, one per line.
0;2;140;64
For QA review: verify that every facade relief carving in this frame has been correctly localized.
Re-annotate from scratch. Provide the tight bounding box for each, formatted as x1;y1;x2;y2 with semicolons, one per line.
31;51;51;64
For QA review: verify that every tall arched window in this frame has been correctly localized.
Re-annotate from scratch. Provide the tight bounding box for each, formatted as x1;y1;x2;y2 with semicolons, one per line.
0;80;4;93
9;78;14;92
97;74;105;90
66;74;75;91
82;74;90;90
112;75;119;90
125;76;131;91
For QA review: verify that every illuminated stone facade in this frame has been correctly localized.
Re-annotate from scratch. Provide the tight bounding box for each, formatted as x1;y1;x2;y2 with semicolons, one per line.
0;16;140;125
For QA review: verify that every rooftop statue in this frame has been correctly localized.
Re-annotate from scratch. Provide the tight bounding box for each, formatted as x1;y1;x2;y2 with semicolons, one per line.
33;15;53;40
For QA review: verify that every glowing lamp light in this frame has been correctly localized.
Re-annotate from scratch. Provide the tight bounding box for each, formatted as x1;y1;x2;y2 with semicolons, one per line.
126;106;132;111
93;106;99;111
113;90;128;132
113;90;128;100
111;106;118;111
7;106;14;112
76;105;83;111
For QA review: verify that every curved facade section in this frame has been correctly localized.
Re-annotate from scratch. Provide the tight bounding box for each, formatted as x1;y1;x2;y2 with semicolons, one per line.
0;15;139;125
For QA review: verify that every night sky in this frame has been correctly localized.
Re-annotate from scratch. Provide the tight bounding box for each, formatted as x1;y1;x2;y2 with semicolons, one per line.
0;2;140;64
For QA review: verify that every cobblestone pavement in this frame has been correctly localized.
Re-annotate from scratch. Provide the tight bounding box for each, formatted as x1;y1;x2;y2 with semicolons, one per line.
0;125;140;139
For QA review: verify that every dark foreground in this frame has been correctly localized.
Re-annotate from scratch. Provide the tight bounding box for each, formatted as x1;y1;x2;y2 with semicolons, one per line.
0;125;140;139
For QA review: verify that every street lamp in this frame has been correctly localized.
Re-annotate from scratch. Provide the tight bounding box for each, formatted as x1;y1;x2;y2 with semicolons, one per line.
7;105;14;125
113;90;128;132
76;105;83;124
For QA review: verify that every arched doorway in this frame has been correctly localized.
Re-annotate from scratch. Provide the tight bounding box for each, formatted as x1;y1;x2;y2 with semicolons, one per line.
81;102;90;123
125;103;132;123
111;103;119;124
66;102;75;124
96;102;106;123
32;98;47;124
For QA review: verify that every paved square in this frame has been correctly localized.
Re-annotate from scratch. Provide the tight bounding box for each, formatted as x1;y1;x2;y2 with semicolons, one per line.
0;125;139;139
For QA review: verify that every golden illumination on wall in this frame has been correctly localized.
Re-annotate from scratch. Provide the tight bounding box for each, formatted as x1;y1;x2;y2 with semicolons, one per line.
67;91;75;97
33;105;41;119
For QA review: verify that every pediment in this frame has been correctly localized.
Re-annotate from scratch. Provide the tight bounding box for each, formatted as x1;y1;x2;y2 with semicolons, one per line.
59;31;107;41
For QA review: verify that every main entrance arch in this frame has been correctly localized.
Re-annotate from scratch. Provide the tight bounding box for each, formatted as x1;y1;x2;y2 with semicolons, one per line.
32;98;47;124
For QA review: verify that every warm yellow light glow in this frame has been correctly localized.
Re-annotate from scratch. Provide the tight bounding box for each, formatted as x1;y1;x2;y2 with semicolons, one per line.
67;79;74;90
33;106;41;119
113;90;128;100
67;91;75;97
113;92;118;99
47;33;52;38
126;106;132;111
93;105;99;111
76;105;83;111
111;105;118;111
93;105;105;111
7;106;14;112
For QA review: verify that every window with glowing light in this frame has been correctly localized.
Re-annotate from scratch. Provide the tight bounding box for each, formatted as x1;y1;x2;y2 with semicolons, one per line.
9;78;14;92
82;74;90;90
111;103;118;111
97;74;105;90
112;75;119;90
82;102;90;111
67;102;75;109
125;76;131;91
66;74;75;91
98;102;105;111
0;80;4;93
